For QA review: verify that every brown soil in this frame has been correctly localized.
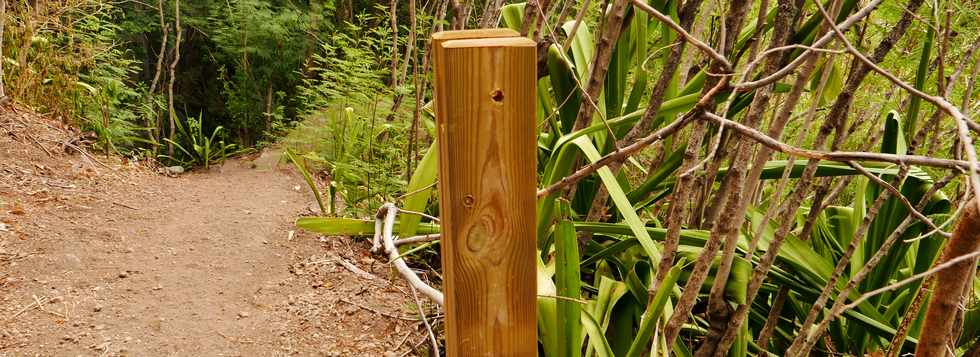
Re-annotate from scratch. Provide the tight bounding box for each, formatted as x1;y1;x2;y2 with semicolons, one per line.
0;108;430;356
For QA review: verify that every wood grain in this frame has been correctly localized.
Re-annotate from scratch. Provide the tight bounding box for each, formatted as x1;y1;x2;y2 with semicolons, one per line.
433;34;538;356
431;29;520;125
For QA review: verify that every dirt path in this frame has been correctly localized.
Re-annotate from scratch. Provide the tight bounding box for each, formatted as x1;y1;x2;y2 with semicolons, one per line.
1;112;427;356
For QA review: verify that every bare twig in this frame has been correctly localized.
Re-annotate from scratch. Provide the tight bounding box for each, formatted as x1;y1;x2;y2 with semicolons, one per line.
338;298;418;321
537;113;696;197
410;287;440;356
395;234;441;247
844;161;948;236
632;0;732;71
701;112;979;172
735;0;883;90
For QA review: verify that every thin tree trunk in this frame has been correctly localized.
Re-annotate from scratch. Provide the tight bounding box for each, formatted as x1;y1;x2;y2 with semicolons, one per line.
389;0;399;87
166;0;182;157
387;0;417;122
265;82;273;132
148;0;168;96
0;0;7;103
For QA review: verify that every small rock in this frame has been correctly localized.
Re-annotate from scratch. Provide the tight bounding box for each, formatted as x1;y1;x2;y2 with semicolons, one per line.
64;254;82;268
237;311;250;319
152;284;163;291
118;271;128;278
93;305;103;312
164;166;185;175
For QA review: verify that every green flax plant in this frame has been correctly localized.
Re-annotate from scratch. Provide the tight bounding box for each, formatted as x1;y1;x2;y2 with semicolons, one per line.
297;0;980;355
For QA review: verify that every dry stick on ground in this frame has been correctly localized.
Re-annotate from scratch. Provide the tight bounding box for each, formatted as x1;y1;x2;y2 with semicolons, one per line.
166;0;181;157
373;204;444;305
394;234;441;247
409;287;440;357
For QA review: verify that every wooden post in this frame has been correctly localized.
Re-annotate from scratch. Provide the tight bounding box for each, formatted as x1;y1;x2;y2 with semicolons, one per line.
432;33;538;355
431;29;520;122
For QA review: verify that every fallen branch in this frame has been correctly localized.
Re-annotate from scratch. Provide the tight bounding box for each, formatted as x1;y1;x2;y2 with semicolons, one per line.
373;203;444;305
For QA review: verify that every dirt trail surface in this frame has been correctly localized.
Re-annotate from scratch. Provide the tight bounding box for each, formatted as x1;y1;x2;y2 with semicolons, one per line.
0;109;428;356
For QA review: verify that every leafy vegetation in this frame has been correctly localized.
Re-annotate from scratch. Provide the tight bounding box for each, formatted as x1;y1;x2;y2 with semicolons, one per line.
2;0;980;355
160;113;244;169
295;0;980;356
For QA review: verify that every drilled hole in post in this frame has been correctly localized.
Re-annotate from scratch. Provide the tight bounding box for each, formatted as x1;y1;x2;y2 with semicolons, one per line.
490;89;504;103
